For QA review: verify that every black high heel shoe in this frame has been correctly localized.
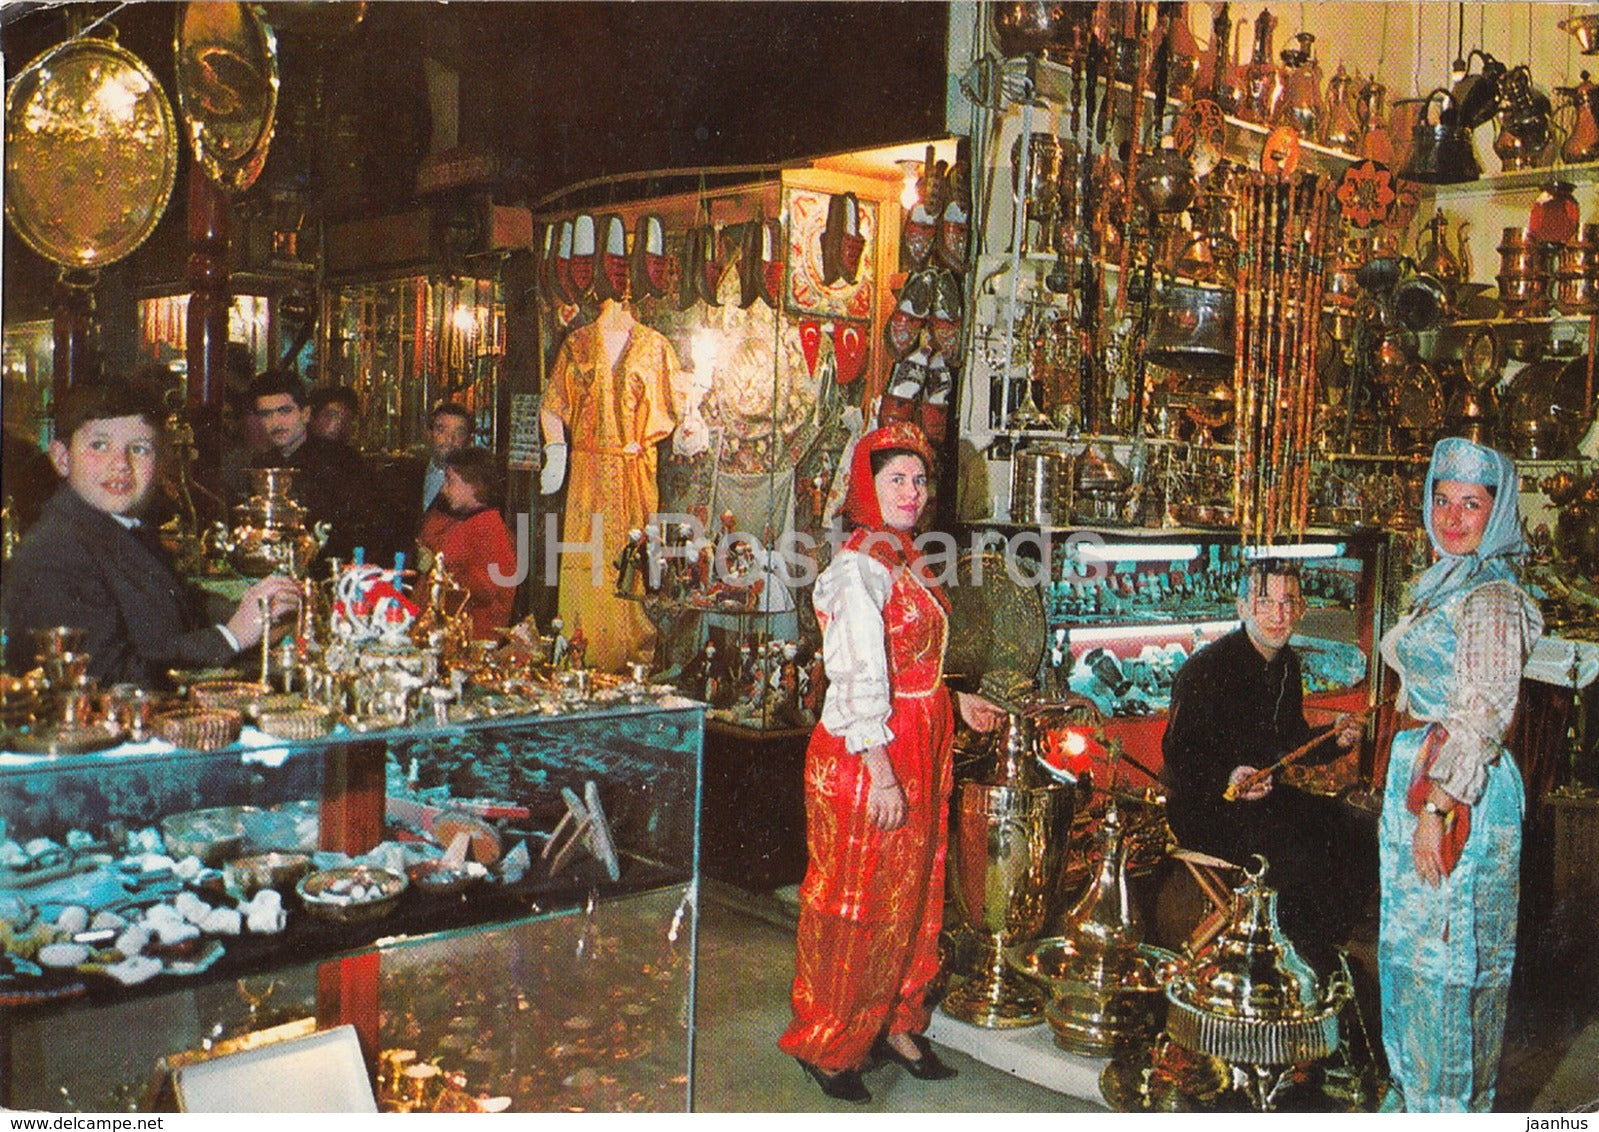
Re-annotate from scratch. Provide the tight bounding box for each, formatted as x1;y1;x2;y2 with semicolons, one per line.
795;1058;871;1103
870;1033;957;1081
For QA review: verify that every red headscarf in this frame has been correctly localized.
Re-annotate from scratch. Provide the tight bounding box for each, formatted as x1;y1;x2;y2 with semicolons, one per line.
839;422;947;608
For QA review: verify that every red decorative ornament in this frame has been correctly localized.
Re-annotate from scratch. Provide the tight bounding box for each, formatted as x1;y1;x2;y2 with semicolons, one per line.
798;320;823;377
1335;160;1397;229
833;321;868;384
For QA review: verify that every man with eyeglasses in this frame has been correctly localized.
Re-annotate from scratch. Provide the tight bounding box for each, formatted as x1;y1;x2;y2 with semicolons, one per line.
1161;558;1373;973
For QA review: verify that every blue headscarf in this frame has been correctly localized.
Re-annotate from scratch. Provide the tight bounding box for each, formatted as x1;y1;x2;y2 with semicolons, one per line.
1411;437;1526;611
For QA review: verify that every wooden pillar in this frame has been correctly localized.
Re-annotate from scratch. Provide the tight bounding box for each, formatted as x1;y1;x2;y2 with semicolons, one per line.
320;739;387;854
316;951;382;1086
50;269;98;407
186;166;231;475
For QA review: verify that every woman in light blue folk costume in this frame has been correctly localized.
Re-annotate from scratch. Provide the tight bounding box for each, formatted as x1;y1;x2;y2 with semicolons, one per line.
1377;436;1542;1111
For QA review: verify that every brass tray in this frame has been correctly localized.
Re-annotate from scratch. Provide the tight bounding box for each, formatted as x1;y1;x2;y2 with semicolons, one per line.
4;35;178;268
944;548;1046;681
1;725;125;756
175;1;279;193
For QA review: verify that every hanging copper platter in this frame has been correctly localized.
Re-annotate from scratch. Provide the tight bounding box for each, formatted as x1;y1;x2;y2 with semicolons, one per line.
944;548;1046;681
4;36;178;269
175;1;279;194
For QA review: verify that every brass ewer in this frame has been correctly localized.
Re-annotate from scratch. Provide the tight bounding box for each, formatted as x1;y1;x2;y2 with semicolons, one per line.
943;709;1075;1028
1008;802;1184;1055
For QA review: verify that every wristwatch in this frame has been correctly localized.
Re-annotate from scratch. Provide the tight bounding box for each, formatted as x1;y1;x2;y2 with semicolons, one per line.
1421;800;1447;816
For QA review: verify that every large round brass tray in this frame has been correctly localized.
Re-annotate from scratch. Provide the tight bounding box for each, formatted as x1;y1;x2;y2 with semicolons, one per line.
4;36;178;268
944;548;1046;680
175;1;279;194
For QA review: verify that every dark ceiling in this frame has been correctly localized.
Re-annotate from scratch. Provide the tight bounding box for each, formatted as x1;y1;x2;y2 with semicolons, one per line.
2;1;949;321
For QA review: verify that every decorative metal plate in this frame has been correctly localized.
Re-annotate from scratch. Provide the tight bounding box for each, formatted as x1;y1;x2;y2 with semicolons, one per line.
943;548;1046;681
4;36;178;268
175;1;279;194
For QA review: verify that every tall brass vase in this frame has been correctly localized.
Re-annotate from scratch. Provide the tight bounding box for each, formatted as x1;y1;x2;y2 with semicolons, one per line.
943;779;1074;1027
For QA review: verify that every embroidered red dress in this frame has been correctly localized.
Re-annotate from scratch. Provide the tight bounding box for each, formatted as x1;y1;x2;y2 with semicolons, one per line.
778;423;952;1072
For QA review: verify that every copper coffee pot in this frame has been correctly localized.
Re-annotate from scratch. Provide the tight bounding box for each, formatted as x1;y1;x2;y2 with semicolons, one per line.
1559;71;1599;164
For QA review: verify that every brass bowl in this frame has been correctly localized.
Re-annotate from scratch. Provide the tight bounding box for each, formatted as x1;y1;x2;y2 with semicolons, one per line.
255;706;337;742
225;851;313;898
162;805;262;864
191;680;269;713
153;707;243;751
406;860;482;896
298;865;408;924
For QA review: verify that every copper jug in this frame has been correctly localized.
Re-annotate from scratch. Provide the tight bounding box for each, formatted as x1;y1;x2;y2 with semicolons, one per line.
1165;2;1202;101
1216;15;1251;113
1275;31;1323;137
1558;71;1599;164
1495;65;1556;171
1241;8;1280;125
1415;208;1469;287
1402;88;1481;185
1322;62;1360;149
1362;79;1400;165
1194;2;1231;104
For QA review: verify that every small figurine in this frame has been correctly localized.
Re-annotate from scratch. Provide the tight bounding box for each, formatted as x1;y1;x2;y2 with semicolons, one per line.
550;616;570;668
615;527;648;596
567;623;588;670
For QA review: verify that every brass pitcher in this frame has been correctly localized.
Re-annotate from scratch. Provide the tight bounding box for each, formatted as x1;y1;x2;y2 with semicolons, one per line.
1275;31;1323;138
1240;8;1280;125
1321;62;1360;150
1414;209;1469;288
1559;71;1599;164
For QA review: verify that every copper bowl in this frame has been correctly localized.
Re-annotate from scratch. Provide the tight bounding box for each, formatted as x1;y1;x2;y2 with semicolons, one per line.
297;865;408;923
225;851;313;898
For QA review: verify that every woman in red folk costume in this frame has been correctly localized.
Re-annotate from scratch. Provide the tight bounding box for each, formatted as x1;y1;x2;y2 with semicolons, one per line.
778;423;1003;1103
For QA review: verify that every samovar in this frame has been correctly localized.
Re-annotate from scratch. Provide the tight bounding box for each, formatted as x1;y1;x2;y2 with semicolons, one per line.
1008;803;1184;1056
212;468;330;578
943;709;1076;1028
1161;856;1350;1111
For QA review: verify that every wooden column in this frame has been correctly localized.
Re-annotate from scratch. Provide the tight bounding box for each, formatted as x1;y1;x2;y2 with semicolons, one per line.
50;269;98;406
186;166;231;475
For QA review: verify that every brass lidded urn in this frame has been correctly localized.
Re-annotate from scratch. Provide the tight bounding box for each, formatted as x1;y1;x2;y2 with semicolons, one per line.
943;708;1075;1028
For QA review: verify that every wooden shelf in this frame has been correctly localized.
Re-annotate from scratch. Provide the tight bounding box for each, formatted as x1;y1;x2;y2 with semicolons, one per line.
1429;159;1599;199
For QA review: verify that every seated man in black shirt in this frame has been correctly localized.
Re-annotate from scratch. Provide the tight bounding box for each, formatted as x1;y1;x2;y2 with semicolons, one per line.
3;381;298;688
1161;558;1373;971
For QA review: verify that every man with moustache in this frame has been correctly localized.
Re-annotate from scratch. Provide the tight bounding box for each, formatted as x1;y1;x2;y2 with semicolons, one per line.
3;381;298;688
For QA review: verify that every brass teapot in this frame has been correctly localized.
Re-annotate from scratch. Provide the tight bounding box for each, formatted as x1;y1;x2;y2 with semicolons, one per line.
211;468;330;578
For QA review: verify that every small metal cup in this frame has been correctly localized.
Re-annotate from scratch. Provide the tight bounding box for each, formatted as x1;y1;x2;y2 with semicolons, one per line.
107;683;157;741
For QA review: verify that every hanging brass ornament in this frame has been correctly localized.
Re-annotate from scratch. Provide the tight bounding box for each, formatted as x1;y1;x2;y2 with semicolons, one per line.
4;34;178;268
175;1;280;194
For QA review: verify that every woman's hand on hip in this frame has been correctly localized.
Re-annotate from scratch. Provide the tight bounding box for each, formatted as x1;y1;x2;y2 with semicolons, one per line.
1411;811;1447;887
956;691;1005;732
863;746;907;831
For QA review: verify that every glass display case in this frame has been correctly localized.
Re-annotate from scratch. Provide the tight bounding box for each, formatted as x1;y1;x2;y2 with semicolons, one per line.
0;699;703;1112
967;523;1389;784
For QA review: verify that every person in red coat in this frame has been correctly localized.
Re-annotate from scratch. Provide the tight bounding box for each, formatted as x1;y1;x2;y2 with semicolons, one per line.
415;446;517;640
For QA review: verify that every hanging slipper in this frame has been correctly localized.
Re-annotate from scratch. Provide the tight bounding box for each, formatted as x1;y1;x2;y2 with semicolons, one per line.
568;213;596;300
594;213;628;302
697;224;723;306
837;192;866;284
737;218;763;309
930;270;964;359
935;160;971;271
884;269;934;359
759;217;785;308
552;218;576;304
903;200;939;268
631;214;669;299
677;226;702;310
820;192;847;285
919;351;953;444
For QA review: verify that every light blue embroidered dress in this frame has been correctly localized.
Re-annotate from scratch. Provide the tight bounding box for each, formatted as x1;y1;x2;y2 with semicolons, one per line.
1376;438;1543;1112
